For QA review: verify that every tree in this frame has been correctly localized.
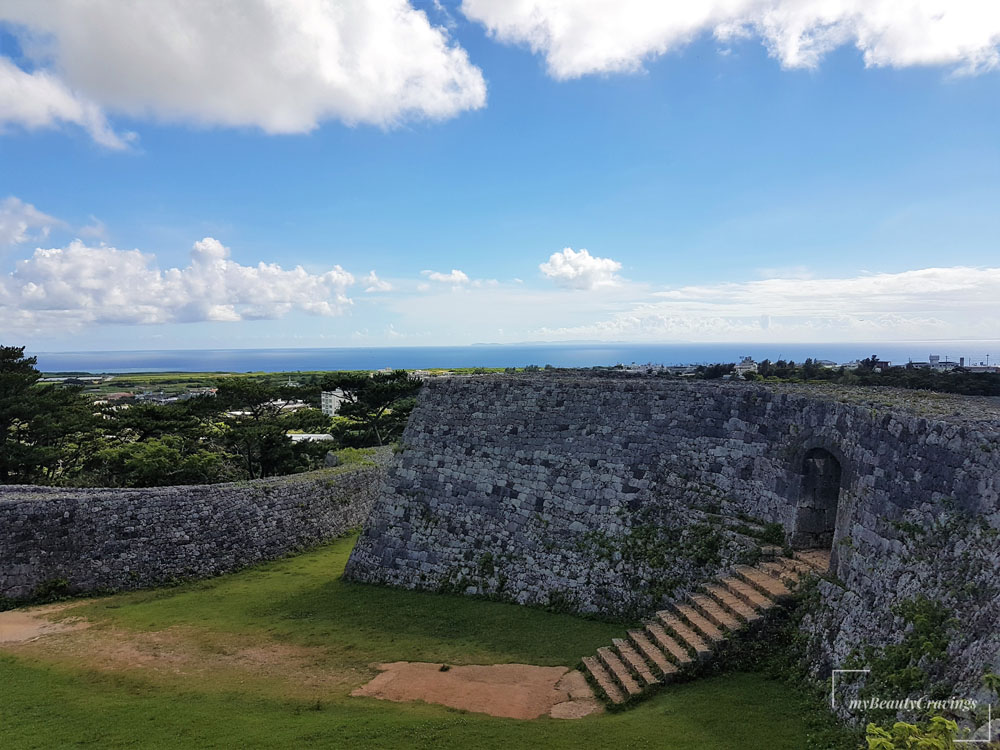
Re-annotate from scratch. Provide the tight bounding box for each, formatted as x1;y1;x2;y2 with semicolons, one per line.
0;346;42;481
858;354;881;372
321;370;422;447
0;345;97;483
697;363;735;379
87;435;230;487
213;378;305;479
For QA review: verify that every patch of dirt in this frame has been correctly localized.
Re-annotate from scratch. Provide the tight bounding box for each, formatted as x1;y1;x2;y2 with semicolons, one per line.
0;603;90;643
2;607;603;719
351;661;603;720
2;616;365;696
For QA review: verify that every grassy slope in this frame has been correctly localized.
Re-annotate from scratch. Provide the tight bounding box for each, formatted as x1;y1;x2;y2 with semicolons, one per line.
1;535;851;749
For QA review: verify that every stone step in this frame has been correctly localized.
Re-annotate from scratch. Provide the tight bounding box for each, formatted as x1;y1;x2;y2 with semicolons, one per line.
645;623;695;665
672;604;726;643
758;561;799;587
613;638;660;686
734;566;792;599
794;549;831;572
656;611;712;658
775;556;814;576
702;584;762;624
628;630;678;678
689;593;742;631
759;544;783;558
582;656;625;704
597;646;642;697
719;576;775;610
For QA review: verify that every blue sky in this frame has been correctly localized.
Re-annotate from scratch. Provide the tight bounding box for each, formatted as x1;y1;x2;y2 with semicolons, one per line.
1;1;999;351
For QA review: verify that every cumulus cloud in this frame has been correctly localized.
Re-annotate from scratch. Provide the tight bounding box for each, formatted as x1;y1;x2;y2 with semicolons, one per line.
0;0;486;147
0;59;133;149
0;196;64;246
539;247;622;289
0;237;354;330
422;268;470;284
533;266;1000;341
363;270;393;293
461;1;1000;78
77;216;107;240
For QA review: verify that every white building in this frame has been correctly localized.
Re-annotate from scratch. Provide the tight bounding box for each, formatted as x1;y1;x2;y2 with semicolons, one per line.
733;356;758;376
287;433;335;443
321;389;346;416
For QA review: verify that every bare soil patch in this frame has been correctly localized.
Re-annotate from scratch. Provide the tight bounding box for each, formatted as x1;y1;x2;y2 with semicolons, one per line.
351;661;602;720
0;604;90;643
2;606;601;719
4;622;365;694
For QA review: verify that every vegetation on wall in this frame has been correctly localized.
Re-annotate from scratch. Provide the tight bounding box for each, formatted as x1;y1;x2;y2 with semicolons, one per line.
844;595;958;725
732;355;1000;397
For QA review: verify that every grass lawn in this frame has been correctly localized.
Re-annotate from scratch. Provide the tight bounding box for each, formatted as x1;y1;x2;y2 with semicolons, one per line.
0;534;855;749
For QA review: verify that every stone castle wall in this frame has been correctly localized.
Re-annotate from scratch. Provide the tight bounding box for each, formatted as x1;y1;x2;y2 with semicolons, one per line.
346;375;1000;698
0;452;389;600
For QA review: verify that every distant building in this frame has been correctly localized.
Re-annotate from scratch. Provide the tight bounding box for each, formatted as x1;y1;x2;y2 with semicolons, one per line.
321;389;346;416
815;359;838;368
733;356;758;376
286;433;335;443
909;355;958;372
621;362;667;374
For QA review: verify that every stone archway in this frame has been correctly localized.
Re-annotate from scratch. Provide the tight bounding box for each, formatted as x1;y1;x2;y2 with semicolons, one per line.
791;447;842;550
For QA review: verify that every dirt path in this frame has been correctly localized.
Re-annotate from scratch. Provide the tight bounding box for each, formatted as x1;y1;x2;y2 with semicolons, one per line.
0;603;90;643
352;661;602;719
1;605;364;695
2;606;603;719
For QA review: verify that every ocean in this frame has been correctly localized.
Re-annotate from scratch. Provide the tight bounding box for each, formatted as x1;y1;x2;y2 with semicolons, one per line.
28;341;1000;374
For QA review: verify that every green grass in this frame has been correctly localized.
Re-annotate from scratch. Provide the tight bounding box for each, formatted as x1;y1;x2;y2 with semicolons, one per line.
3;534;856;749
0;658;828;750
68;535;624;668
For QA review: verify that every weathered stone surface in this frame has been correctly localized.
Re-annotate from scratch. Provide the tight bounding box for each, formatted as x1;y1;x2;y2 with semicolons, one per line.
0;449;391;600
346;374;1000;702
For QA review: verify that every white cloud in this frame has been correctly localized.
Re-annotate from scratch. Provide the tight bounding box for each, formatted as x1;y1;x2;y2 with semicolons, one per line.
461;1;1000;78
0;59;133;149
0;0;486;147
423;268;470;284
1;236;354;330
0;196;64;246
363;270;393;293
533;266;1000;341
539;247;622;289
77;216;107;240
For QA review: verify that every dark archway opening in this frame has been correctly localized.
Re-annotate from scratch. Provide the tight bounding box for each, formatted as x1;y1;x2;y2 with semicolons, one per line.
791;448;842;550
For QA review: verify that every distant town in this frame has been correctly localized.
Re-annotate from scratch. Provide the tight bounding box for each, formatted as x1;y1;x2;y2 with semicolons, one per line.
620;353;1000;377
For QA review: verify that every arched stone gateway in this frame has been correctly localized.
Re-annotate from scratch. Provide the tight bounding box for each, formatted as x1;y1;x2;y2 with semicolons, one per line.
791;447;842;552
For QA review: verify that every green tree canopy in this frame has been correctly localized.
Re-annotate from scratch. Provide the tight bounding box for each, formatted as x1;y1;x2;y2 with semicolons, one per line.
321;370;422;446
0;345;98;483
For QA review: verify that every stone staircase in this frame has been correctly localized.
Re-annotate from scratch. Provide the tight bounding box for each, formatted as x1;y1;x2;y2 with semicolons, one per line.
581;550;831;705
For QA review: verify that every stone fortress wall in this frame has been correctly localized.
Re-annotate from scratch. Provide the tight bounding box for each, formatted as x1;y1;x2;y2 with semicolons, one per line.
346;375;1000;701
0;450;390;601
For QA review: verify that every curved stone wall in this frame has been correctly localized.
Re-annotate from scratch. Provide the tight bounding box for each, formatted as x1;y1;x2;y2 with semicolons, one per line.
346;375;1000;697
1;453;389;601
